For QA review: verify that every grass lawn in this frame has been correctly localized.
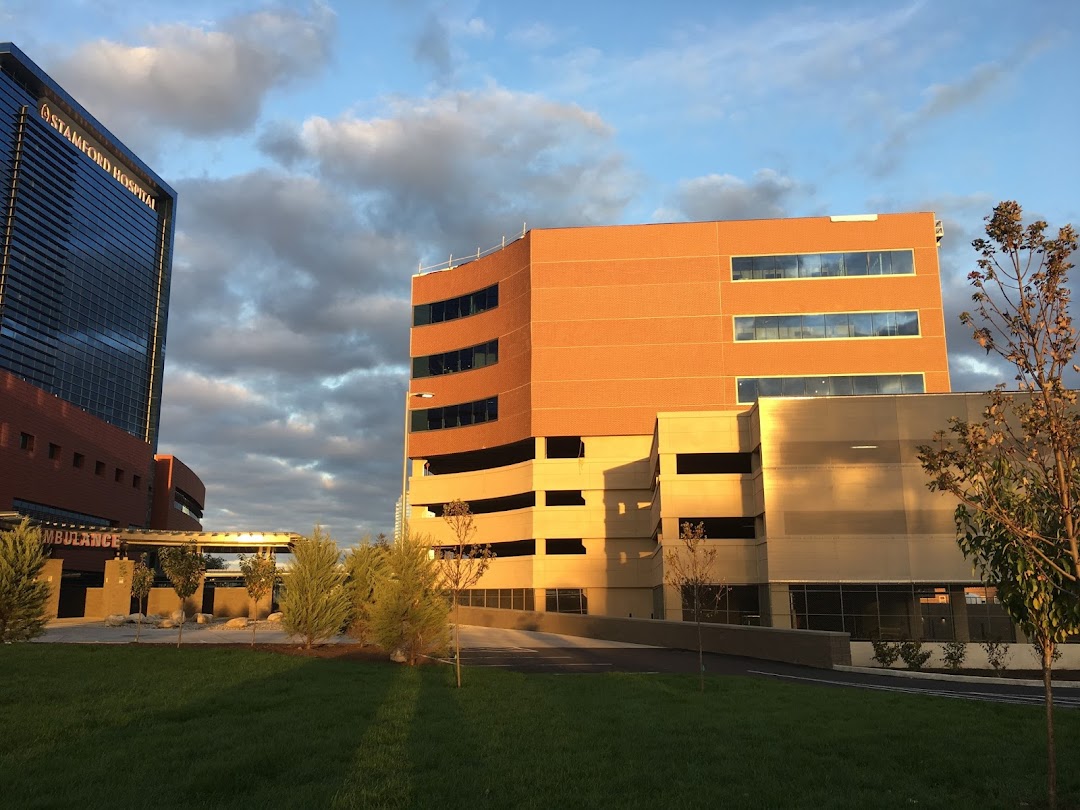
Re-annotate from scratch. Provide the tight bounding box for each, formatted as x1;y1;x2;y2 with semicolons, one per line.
2;645;1076;809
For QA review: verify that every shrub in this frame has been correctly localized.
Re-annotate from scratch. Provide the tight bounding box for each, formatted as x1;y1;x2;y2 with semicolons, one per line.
1031;638;1063;668
0;518;51;643
942;640;967;671
899;639;933;670
982;640;1011;675
870;639;901;668
369;534;449;665
343;541;388;643
280;527;351;650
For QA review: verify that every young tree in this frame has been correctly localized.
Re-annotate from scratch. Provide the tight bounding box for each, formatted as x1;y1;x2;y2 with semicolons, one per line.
343;540;388;644
159;542;206;647
918;200;1079;809
369;532;450;665
0;518;51;643
238;552;278;647
437;499;493;687
665;521;725;692
280;527;351;650
129;555;154;643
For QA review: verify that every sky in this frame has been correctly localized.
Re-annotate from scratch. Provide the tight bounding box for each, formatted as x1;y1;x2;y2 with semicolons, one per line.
3;0;1078;541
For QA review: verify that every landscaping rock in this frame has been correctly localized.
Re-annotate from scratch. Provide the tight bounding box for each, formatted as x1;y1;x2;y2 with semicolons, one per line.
196;613;213;624
158;618;177;629
224;617;249;629
126;613;145;624
389;648;407;663
104;614;126;627
170;609;187;624
267;612;284;623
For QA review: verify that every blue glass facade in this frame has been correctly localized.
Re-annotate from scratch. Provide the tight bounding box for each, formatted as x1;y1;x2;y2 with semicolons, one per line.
0;44;175;448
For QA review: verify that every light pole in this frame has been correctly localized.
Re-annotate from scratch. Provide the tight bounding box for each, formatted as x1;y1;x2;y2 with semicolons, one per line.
400;390;434;541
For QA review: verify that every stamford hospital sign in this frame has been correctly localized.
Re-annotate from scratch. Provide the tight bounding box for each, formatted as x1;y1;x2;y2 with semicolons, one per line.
37;100;157;211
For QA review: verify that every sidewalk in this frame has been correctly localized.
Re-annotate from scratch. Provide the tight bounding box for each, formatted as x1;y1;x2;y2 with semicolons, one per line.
36;618;654;649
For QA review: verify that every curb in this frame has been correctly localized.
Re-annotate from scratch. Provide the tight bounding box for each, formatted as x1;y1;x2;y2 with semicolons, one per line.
834;664;1080;689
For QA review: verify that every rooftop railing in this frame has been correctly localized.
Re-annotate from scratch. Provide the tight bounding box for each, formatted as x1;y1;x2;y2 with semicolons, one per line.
416;223;528;275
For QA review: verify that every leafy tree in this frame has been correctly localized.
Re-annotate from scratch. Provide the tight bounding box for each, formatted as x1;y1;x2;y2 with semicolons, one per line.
437;500;493;687
0;518;51;643
159;542;206;647
343;540;388;644
918;201;1079;809
238;552;278;647
665;521;725;692
204;554;227;570
280;527;351;650
369;532;450;665
129;555;154;643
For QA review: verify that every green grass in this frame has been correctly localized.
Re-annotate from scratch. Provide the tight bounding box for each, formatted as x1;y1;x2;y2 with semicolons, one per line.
1;645;1076;809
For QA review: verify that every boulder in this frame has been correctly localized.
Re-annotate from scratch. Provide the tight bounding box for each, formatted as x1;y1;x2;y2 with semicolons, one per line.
126;613;145;624
158;618;177;629
104;614;126;627
170;609;187;624
224;617;249;629
196;613;213;624
266;612;284;623
389;648;408;663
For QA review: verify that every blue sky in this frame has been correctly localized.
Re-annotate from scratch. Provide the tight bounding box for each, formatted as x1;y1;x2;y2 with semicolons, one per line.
3;0;1078;538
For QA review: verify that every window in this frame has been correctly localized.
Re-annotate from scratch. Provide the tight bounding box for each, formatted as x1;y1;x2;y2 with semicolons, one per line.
73;452;85;469
546;490;585;506
95;460;106;476
411;396;498;432
423;492;534;516
733;311;919;342
19;432;35;451
732;249;916;281
546;436;584;458
132;475;141;490
737;374;925;403
546;588;588;614
413;284;498;326
547;539;586;555
676;453;752;474
114;468;124;483
681;585;761;626
48;442;61;460
678;517;757;540
456;588;534;611
412;339;498;378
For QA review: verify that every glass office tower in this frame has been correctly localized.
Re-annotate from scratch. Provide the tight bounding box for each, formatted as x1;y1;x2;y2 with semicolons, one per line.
0;43;175;449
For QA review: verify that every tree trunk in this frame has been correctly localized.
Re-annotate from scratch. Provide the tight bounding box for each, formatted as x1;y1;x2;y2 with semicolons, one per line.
135;616;141;643
455;599;462;688
695;589;704;693
1043;644;1057;810
176;610;184;647
251;596;257;647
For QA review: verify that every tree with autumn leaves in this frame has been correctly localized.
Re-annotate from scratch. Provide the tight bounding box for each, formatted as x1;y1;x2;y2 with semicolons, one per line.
918;201;1079;809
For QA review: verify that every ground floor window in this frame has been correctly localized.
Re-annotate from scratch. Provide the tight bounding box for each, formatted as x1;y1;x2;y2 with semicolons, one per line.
787;583;1017;642
456;588;535;611
680;585;761;626
546;588;587;614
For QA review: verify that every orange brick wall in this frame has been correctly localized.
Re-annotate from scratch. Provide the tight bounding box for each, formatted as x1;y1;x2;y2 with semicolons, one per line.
0;369;154;528
408;213;950;455
151;454;206;531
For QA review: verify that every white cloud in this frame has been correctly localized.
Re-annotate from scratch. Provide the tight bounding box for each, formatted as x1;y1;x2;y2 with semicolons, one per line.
50;4;335;148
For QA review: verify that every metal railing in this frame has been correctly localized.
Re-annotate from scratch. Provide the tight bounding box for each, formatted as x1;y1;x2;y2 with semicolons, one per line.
416;223;528;276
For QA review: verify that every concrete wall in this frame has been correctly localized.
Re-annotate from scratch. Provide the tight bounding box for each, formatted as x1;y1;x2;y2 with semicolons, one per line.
851;641;1080;671
146;585;202;617
457;605;850;669
38;558;63;619
210;587;271;619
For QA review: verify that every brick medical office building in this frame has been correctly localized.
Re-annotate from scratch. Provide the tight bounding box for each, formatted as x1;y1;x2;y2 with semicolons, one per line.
405;213;1018;642
0;43;205;613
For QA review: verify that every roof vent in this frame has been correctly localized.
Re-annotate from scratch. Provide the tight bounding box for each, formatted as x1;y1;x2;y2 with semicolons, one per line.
829;214;879;222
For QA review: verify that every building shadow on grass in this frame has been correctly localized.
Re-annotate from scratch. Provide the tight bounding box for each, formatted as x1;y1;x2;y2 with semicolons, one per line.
3;646;406;808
